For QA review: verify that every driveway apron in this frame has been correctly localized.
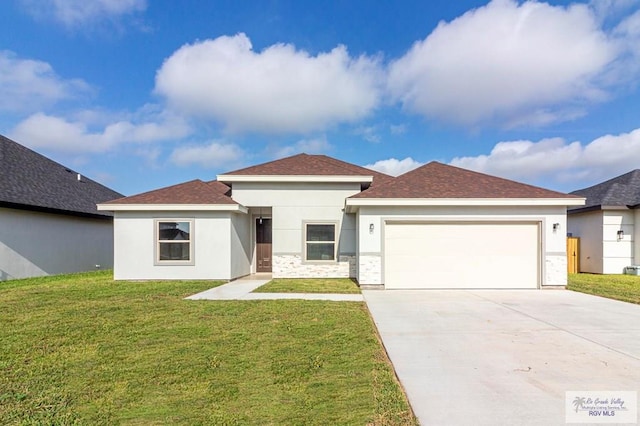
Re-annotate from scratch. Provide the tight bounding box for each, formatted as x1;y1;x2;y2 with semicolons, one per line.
363;289;640;426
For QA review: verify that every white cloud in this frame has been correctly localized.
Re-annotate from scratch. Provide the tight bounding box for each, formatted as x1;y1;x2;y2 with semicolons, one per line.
388;0;618;128
590;0;638;23
269;136;333;159
611;9;640;83
21;0;147;29
135;147;162;168
451;138;583;180
389;124;407;135
354;126;381;143
0;50;90;112
10;111;190;153
450;128;640;186
169;141;244;168
155;33;383;134
365;157;423;176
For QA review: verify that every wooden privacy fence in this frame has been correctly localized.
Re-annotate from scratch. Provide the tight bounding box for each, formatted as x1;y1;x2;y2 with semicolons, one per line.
567;237;580;274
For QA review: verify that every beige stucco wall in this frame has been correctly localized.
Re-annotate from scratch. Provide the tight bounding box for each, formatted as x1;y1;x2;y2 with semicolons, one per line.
112;210;250;280
0;207;114;280
232;182;359;278
357;205;568;287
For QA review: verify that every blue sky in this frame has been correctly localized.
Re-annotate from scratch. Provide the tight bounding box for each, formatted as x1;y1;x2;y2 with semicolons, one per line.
1;0;639;196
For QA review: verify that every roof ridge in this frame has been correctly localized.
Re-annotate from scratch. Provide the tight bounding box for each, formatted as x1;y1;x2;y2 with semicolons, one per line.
222;153;308;175
105;178;237;205
0;134;114;189
436;161;572;196
313;154;382;176
352;161;575;199
1;134;123;216
572;169;640;194
221;152;392;179
569;169;640;209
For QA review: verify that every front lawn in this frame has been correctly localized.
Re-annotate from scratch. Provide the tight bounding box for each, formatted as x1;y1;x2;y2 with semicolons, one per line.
254;278;361;294
0;271;415;425
568;273;640;304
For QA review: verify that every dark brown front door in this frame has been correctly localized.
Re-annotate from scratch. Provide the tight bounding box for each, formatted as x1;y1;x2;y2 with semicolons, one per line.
256;218;272;273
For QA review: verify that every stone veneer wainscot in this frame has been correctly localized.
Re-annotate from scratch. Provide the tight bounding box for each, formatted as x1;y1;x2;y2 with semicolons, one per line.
273;254;356;279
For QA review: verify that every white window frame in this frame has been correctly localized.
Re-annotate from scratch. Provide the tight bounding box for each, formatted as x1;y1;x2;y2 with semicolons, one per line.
303;221;337;263
154;219;195;266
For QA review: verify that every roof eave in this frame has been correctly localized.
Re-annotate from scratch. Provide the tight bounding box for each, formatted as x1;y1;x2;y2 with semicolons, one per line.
345;197;586;211
97;203;249;214
568;204;634;214
1;200;113;219
217;174;373;184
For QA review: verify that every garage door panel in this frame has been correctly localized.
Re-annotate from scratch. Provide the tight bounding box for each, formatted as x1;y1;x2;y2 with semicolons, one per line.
384;222;539;289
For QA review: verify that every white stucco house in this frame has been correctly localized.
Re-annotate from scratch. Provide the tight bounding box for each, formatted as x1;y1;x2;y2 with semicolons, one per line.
0;135;123;280
98;154;584;289
567;169;640;274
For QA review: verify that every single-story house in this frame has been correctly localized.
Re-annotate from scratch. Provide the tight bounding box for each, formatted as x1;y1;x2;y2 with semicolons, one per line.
0;135;123;280
98;154;584;289
567;169;640;274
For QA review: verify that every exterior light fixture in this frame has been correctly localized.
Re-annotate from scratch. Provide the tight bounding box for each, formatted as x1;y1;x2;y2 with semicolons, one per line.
617;229;624;240
259;207;263;225
369;223;374;233
552;223;560;232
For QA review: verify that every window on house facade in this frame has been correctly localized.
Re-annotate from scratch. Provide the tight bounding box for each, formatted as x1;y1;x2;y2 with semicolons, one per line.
157;220;193;263
305;223;336;261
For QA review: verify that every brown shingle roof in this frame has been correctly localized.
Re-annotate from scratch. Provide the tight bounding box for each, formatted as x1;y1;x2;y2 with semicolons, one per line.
352;161;578;199
104;180;236;205
223;153;393;186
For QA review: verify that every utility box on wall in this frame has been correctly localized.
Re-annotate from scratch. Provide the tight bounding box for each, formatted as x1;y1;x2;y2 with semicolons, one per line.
624;266;640;275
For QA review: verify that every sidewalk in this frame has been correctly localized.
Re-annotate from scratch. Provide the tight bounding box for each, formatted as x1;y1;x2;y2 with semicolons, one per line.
185;278;364;301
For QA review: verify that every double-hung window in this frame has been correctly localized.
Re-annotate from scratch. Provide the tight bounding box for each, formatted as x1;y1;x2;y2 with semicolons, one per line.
305;223;336;262
156;220;193;264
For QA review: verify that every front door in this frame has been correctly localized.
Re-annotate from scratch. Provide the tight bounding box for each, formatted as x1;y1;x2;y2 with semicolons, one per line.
256;218;272;273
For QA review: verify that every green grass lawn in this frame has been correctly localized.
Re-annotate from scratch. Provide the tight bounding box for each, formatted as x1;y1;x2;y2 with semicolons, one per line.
253;278;361;294
0;271;415;425
568;273;640;304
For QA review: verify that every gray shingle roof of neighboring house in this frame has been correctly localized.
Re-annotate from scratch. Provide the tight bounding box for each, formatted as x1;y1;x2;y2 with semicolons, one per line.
569;169;640;213
0;135;123;218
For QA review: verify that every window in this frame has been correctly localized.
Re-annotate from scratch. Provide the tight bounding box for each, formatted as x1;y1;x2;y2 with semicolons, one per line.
305;223;336;261
156;220;193;263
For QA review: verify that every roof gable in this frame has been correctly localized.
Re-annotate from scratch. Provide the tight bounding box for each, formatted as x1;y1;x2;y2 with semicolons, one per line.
352;161;577;199
0;135;123;217
104;180;235;205
570;169;640;210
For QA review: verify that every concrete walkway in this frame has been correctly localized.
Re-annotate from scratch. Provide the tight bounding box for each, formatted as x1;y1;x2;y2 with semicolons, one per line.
185;279;364;301
364;289;640;426
185;279;269;300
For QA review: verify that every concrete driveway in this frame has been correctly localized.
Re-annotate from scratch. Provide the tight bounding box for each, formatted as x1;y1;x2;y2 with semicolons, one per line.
363;289;640;425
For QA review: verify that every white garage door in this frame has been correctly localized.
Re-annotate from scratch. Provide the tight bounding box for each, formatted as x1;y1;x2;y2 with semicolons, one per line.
384;222;540;289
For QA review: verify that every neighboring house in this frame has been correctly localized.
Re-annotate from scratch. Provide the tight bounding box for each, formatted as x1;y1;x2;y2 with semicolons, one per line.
0;135;123;280
567;170;640;274
98;154;583;289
